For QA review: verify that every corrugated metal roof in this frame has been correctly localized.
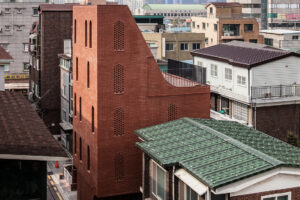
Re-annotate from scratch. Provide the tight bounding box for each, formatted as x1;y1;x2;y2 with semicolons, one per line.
136;118;300;189
143;4;205;10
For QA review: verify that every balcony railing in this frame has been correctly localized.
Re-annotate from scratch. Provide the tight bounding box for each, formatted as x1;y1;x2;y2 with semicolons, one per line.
251;84;300;99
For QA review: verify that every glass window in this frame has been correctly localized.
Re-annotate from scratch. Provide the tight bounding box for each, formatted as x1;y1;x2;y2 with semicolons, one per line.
152;161;165;200
237;75;246;86
244;24;253;32
292;35;299;40
180;43;189;51
262;193;290;200
225;68;232;80
210;7;213;14
166;43;174;51
186;185;198;200
23;43;28;52
192;43;200;50
33;8;38;15
264;38;273;46
205;38;208;44
214;24;218;31
202;23;206;29
23;63;29;71
4;64;9;72
60;58;64;66
210;64;217;77
249;39;257;43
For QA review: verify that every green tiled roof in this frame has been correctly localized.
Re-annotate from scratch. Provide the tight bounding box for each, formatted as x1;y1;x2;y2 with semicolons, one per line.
135;118;300;189
143;4;205;11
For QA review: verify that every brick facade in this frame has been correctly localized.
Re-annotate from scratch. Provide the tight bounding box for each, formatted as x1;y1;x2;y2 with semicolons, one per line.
231;187;300;200
256;104;300;141
73;5;210;200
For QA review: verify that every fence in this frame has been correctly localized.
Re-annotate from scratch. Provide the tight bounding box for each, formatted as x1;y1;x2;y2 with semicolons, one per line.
251;84;300;99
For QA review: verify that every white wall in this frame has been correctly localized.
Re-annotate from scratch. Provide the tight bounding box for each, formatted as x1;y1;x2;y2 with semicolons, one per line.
0;66;4;91
194;56;249;102
250;56;300;87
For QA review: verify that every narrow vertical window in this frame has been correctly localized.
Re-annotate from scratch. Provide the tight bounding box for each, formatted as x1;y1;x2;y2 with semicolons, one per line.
79;137;82;160
74;93;77;116
85;20;87;47
87;145;90;170
74;19;77;44
74;132;77;154
79;97;82;121
76;57;78;81
89;21;92;48
92;106;94;132
87;62;90;88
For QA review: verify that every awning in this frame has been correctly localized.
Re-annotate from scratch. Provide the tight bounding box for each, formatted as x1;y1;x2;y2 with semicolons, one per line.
59;122;73;131
175;169;208;196
5;83;29;90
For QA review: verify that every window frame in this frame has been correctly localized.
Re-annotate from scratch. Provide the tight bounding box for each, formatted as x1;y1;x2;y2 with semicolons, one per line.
225;68;232;81
210;64;217;77
261;192;291;200
3;64;9;72
244;24;253;32
23;63;30;71
152;160;166;200
166;43;174;51
180;43;189;51
192;43;201;50
23;43;29;52
185;184;199;200
237;75;246;86
292;35;299;40
32;7;38;16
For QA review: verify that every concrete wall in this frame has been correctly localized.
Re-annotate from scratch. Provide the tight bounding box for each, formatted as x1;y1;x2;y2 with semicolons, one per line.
260;32;300;50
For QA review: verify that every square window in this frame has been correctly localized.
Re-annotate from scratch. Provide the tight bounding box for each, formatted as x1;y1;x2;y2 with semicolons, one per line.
180;43;188;51
33;8;38;16
166;43;174;51
23;63;29;71
4;65;9;72
237;75;246;86
210;64;217;77
192;43;200;50
244;24;253;32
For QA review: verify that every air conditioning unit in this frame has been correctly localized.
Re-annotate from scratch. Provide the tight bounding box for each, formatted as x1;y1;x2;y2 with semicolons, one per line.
264;93;271;98
224;32;231;36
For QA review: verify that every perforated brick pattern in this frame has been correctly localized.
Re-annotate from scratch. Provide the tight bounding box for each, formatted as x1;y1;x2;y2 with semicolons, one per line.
114;64;124;94
114;108;124;135
113;21;124;51
168;104;177;121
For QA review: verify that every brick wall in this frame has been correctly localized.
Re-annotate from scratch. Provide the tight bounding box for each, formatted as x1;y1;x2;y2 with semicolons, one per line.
231;187;300;200
73;5;210;200
256;104;300;141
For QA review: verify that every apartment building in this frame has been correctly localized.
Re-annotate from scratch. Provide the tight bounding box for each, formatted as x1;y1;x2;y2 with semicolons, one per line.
0;46;13;91
72;5;210;200
59;39;73;153
191;2;263;47
260;29;300;51
142;32;205;61
28;4;73;135
0;0;47;91
137;118;300;200
192;41;300;141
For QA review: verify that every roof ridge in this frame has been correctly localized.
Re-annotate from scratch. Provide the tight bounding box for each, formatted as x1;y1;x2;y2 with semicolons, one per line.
183;118;283;166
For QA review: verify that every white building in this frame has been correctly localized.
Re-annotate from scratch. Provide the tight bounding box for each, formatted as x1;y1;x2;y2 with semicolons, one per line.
191;41;300;140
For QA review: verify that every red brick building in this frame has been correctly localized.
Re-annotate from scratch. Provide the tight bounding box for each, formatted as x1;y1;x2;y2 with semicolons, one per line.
72;5;210;200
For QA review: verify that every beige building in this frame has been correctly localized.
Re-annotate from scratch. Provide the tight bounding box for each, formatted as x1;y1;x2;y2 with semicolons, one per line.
142;32;205;61
191;2;263;47
260;29;300;51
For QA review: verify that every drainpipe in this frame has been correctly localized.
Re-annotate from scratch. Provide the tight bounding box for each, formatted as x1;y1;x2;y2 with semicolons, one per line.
172;166;175;200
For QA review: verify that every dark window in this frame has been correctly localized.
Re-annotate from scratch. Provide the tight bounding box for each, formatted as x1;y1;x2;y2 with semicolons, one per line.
249;39;257;43
166;43;174;51
79;137;82;160
89;21;92;48
74;20;77;43
74;132;77;154
214;24;218;31
264;38;273;46
192;43;200;50
292;35;299;40
74;93;77;116
210;7;213;14
76;57;78;81
114;108;124;135
114;64;124;94
202;23;206;29
79;97;82;121
87;145;90;170
92;106;94;132
244;24;253;32
87;62;90;88
85;20;87;47
33;8;38;15
180;43;189;51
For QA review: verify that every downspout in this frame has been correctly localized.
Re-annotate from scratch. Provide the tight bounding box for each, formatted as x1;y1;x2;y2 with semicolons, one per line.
172;166;175;200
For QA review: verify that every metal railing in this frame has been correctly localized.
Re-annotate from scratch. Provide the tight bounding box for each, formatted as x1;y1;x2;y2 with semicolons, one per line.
161;68;202;87
251;84;300;99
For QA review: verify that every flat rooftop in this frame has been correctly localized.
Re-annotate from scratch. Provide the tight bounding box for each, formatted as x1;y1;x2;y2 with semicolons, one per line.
260;29;300;35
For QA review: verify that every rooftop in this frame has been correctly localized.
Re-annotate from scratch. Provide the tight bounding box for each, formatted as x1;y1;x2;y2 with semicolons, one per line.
0;92;67;161
0;46;13;61
143;4;205;11
39;4;76;12
207;2;241;7
191;42;299;68
260;29;300;35
136;118;300;189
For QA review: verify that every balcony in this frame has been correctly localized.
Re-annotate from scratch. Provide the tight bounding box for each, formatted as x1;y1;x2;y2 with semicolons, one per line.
221;24;243;40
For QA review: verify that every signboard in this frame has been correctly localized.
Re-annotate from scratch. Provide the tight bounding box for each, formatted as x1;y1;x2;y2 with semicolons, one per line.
5;74;29;80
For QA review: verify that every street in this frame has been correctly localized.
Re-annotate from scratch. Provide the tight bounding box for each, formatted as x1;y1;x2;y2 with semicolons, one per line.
47;175;63;200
